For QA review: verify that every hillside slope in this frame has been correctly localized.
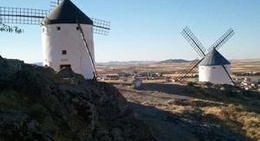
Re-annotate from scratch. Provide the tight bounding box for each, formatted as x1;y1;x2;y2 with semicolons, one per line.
0;56;156;141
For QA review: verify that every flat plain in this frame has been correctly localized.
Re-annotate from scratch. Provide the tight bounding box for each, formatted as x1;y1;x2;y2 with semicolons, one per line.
97;59;260;81
97;59;260;141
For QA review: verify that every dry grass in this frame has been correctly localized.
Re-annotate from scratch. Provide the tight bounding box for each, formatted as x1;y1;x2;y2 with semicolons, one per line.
115;83;260;141
203;106;260;140
231;59;260;73
97;59;260;81
99;59;260;140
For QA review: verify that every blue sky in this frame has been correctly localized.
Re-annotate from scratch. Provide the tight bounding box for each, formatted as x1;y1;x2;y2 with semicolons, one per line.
0;0;259;63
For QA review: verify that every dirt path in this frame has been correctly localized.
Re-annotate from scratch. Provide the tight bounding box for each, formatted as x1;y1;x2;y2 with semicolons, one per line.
114;82;255;141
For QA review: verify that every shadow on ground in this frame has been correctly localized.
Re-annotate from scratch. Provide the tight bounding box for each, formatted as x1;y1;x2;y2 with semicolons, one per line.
110;82;260;140
129;102;251;141
139;83;260;113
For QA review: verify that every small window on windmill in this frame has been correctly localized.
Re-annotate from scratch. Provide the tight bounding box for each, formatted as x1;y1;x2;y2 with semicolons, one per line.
42;28;45;33
57;26;61;30
76;26;79;30
212;67;216;69
62;50;67;55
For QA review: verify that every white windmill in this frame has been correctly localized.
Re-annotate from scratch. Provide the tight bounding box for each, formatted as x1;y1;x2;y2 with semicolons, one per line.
0;0;110;80
177;27;234;85
198;48;231;84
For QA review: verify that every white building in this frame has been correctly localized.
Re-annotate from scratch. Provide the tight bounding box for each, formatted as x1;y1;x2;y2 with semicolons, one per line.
199;48;232;84
41;0;95;79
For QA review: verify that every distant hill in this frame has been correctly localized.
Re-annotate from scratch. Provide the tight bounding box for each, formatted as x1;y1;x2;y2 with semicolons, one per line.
97;59;192;66
96;61;157;66
34;59;192;67
159;59;191;64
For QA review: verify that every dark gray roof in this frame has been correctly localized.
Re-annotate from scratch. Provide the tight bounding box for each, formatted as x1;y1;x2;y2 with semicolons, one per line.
199;48;230;66
42;0;93;25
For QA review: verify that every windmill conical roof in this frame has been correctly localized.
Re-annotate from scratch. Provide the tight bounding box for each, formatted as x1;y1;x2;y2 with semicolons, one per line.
199;48;230;66
42;0;93;25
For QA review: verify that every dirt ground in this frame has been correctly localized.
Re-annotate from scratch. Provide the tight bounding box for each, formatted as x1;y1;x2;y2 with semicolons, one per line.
99;59;260;141
114;82;200;141
109;82;260;141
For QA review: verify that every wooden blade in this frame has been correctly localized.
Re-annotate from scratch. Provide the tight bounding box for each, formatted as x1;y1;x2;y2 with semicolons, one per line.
208;28;234;52
177;58;203;82
0;7;48;25
92;18;110;35
182;27;206;57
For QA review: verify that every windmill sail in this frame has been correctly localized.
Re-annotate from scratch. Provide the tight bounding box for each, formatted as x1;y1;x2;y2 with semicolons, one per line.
0;1;110;35
208;28;234;52
181;27;207;57
0;7;49;25
92;18;110;35
176;59;201;82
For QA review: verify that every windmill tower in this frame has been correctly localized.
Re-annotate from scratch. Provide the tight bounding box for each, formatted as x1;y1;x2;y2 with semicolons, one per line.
0;0;110;80
42;0;96;79
199;48;231;84
177;27;234;85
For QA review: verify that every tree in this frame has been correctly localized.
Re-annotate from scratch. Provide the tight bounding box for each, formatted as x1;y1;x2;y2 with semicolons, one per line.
0;23;23;34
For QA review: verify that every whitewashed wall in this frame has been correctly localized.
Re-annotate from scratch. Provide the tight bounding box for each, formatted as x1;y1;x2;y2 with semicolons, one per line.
41;23;95;79
199;65;232;84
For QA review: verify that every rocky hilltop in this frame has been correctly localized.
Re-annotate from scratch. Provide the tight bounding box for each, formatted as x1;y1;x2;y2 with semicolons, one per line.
0;56;156;141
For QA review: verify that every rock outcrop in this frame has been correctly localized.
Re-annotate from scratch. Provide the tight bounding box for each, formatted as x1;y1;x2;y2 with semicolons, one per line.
0;56;156;141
